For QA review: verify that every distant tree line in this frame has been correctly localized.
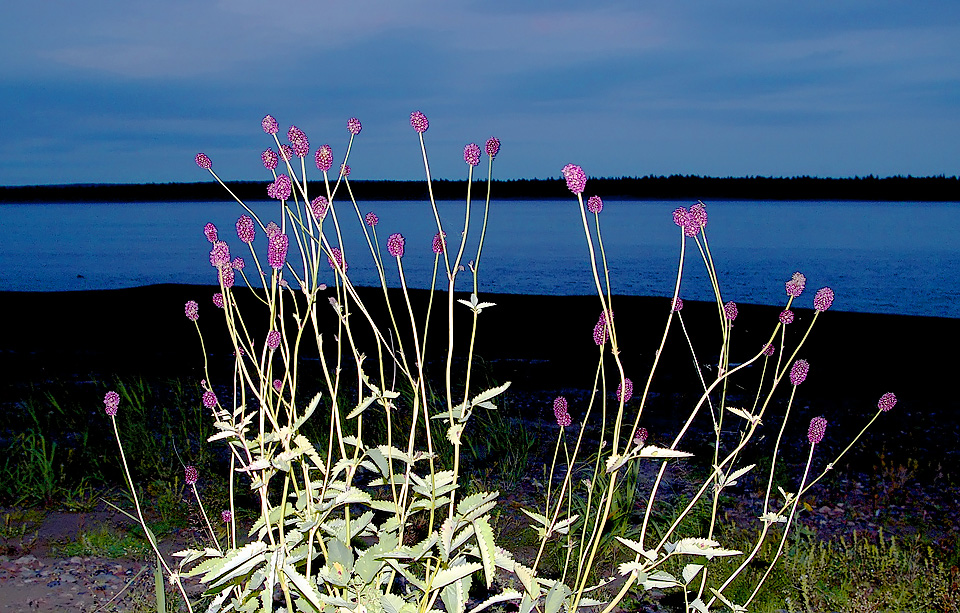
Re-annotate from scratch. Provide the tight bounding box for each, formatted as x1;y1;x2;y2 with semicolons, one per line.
1;174;958;203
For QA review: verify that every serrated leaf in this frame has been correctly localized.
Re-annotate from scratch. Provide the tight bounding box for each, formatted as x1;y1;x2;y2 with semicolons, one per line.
440;517;455;563
441;576;472;613
682;563;704;584
469;382;511;409
292;393;322;431
347;394;378;420
615;536;658;561
456;490;499;525
282;564;325;611
473;516;496;588
719;463;756;489
726;406;759;424
759;511;788;524
196;542;268;587
638;445;694;458
642;570;680;590
544;579;571;613
672;538;742;559
690;597;710;613
552;514;579;535
432;562;482;590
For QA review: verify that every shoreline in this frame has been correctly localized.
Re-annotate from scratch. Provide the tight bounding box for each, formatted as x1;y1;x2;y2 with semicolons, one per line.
3;283;954;471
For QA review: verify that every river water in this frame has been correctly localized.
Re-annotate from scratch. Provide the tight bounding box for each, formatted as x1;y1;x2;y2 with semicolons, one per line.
2;199;957;318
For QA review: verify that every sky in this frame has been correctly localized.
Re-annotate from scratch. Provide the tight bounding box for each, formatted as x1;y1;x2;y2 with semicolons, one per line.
1;1;958;186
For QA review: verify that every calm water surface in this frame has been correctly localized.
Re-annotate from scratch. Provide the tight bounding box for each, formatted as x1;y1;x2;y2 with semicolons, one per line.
2;199;958;318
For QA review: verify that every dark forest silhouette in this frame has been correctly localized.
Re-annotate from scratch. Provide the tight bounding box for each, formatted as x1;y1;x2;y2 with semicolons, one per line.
2;174;958;203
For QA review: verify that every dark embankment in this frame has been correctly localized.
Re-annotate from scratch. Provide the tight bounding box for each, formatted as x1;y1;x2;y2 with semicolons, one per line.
2;174;959;203
1;284;953;471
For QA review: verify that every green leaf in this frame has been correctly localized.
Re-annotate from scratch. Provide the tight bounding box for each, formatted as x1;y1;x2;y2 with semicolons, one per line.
441;575;472;613
432;562;482;591
292;393;322;431
456;490;499;525
718;464;755;489
198;542;268;589
282;564;325;611
682;563;704;585
614;537;658;561
473;516;496;588
469;382;511;409
544;579;571;613
672;538;742;559
641;570;680;590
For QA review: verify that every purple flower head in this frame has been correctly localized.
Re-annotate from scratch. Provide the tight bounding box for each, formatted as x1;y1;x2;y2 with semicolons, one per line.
273;379;282;392
184;466;199;486
561;163;586;194
633;427;648;446
203;222;218;244
689;203;708;230
365;211;379;227
464;143;481;167
104;391;120;417
553;396;571;428
347;117;362;136
587;196;603;214
213;293;224;308
221;510;232;523
779;309;794;324
785;272;806;298
340;164;351;177
267;330;281;350
185;300;199;321
790;359;810;386
232;257;244;271
288;126;309;157
328;247;346;271
268;233;288;270
311;196;329;221
814;287;835;312
617;378;633;403
593;310;612;345
265;221;280;239
486;137;500;158
315;145;333;172
219;265;235;289
432;231;446;254
878;392;897;413
202;390;217;409
387;233;405;258
236;215;255;243
269;174;292;201
724;301;738;321
279;144;294;162
262;114;279;135
410;110;429;133
210;241;231;268
262;148;278;171
673;207;690;227
762;343;776;357
195;153;212;169
807;416;827;445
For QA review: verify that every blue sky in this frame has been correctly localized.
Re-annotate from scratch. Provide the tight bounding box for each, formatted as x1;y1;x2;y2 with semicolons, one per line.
1;1;957;186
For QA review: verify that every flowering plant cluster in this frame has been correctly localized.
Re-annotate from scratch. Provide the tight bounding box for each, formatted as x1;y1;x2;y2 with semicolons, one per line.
102;113;895;613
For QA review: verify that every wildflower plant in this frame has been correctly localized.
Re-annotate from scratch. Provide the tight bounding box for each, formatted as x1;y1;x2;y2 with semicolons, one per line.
107;112;518;613
104;113;896;613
